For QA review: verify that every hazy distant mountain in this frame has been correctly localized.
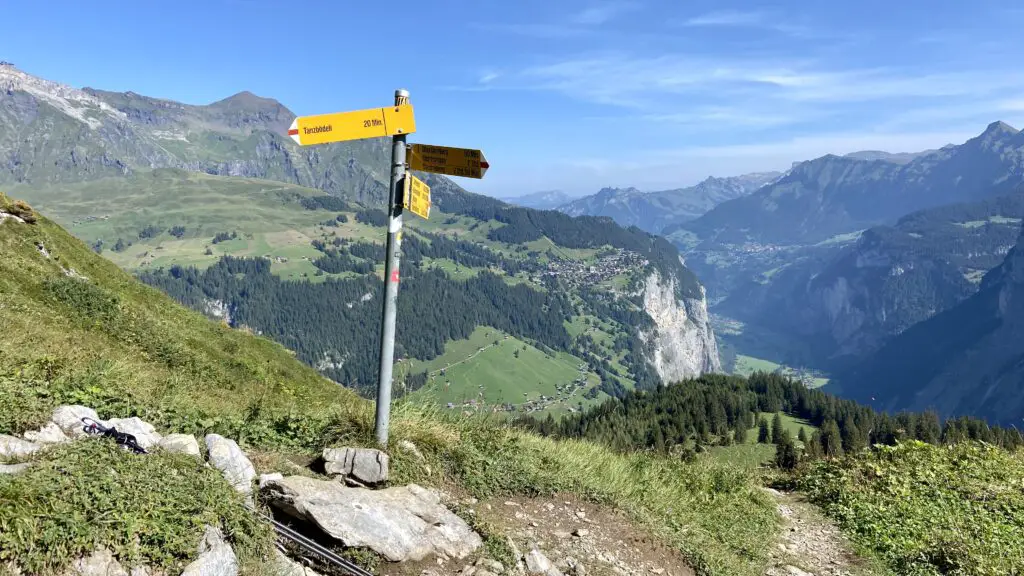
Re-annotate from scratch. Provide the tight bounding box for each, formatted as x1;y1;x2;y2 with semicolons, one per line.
557;172;781;234
843;149;940;164
718;192;1024;363
504;190;575;210
685;122;1024;245
832;219;1024;425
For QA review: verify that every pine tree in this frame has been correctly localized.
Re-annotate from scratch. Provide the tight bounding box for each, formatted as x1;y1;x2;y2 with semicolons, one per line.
734;419;748;444
771;413;785;444
757;418;771;444
797;427;808;444
841;420;865;453
774;430;799;470
653;425;667;454
820;420;844;458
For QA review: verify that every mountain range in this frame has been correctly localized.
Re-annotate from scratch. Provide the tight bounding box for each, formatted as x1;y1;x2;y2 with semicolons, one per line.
0;63;720;415
558;172;782;234
832;221;1024;425
682;121;1024;246
503;190;576;210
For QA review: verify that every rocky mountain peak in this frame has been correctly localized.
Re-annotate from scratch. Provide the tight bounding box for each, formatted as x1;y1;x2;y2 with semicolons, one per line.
208;90;287;112
0;64;125;128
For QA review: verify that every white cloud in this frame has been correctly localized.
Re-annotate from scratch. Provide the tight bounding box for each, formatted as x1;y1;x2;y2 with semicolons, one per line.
571;1;638;25
478;70;500;84
682;9;764;27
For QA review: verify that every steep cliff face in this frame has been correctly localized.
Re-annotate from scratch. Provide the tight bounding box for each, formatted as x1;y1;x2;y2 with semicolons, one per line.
639;270;721;383
833;224;1024;424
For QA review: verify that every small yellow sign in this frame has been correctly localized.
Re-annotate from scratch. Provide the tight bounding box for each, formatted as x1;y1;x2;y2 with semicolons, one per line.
403;174;431;219
287;104;416;146
409;144;489;179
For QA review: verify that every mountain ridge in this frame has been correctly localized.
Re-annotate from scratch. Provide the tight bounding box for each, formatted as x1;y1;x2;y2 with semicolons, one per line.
558;172;781;234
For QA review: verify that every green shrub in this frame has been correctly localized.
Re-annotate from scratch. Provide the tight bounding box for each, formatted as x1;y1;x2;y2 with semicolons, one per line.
799;440;1024;576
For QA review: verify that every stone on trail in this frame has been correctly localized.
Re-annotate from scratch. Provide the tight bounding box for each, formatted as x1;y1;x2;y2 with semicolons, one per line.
51;405;104;438
158;434;201;457
0;435;42;459
262;475;482;562
180;526;237;576
525;549;563;576
23;422;69;444
107;417;163;449
204;434;256;494
322;446;389;485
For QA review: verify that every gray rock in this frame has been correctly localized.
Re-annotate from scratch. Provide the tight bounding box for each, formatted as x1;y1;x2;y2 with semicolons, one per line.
263;476;482;562
180;526;237;576
51;405;104;438
204;434;256;494
259;472;284;489
322;447;389;485
158;434;201;456
68;548;128;576
107;418;162;449
23;422;69;444
0;463;30;474
0;435;41;459
784;567;814;576
525;549;562;576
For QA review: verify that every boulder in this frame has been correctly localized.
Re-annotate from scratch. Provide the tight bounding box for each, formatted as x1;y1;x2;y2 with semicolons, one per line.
204;434;256;494
180;526;237;576
67;548;128;576
23;422;69;444
106;417;162;449
0;435;42;459
51;405;104;438
0;463;30;474
263;476;482;562
158;434;201;457
322;447;389;485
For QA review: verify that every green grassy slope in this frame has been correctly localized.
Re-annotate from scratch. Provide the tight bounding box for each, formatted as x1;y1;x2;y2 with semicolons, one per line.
406;326;608;416
800;441;1024;576
0;195;779;576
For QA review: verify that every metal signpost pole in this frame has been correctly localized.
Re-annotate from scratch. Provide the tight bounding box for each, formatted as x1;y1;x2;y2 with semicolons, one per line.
374;89;409;447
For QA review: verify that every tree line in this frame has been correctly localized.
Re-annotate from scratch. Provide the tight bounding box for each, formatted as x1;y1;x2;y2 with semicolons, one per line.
513;371;1024;465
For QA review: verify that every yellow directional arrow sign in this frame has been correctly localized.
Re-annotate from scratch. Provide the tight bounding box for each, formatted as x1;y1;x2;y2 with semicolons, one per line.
402;173;431;219
409;144;489;179
287;104;416;146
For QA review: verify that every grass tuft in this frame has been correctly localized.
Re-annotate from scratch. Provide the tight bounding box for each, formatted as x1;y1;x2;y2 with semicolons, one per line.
0;441;273;575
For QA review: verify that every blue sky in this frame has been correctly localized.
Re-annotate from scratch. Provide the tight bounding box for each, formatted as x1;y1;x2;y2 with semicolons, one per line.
3;0;1024;198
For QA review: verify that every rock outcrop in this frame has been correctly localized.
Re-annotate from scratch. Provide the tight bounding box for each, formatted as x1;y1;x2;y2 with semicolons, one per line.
0;435;42;459
180;526;237;576
204;434;256;494
638;270;720;383
262;476;482;562
158;434;201;456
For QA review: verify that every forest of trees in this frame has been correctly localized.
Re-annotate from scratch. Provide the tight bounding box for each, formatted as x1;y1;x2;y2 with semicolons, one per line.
514;371;1024;465
139;256;575;393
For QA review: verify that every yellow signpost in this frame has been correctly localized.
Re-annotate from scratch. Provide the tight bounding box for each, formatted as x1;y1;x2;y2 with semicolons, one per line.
284;91;489;447
402;174;431;219
409;144;489;179
287;104;416;146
